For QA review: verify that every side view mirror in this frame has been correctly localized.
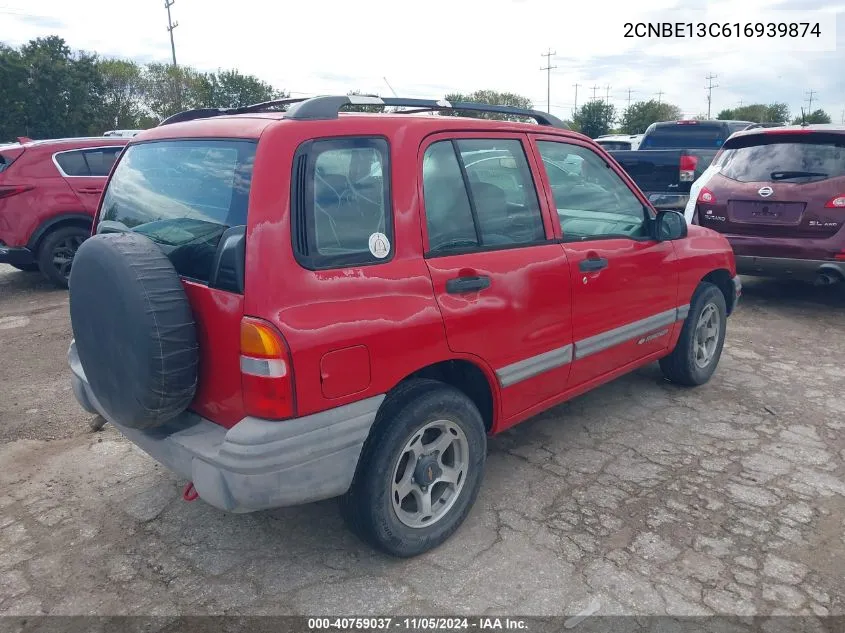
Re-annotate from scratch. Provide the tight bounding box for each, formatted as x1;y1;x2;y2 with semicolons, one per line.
655;210;688;241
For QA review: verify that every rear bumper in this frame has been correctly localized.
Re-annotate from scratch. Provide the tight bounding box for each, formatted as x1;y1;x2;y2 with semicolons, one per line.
0;245;34;267
69;340;384;513
735;256;845;283
645;192;689;211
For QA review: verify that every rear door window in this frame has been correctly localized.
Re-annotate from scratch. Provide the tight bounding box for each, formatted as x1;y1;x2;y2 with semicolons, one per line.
98;139;256;283
716;133;845;183
54;147;123;177
84;147;123;176
292;137;391;269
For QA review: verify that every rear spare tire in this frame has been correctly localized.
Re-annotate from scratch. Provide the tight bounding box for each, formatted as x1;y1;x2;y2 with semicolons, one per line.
69;232;198;429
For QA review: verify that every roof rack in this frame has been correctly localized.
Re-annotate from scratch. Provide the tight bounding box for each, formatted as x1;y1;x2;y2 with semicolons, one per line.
158;97;309;126
158;95;568;129
286;95;568;128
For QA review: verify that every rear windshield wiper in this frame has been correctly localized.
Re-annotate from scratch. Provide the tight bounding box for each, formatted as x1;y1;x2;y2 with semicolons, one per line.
770;170;828;180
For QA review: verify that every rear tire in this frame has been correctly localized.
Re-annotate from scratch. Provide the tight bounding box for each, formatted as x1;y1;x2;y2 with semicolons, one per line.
340;379;487;558
660;282;727;386
37;226;89;288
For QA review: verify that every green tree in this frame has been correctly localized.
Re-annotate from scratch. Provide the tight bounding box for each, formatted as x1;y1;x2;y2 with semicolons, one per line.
443;90;533;121
0;44;28;141
16;36;103;138
199;69;283;109
96;59;151;130
345;90;385;113
572;100;616;138
141;63;209;120
791;109;832;125
717;103;789;123
619;99;682;134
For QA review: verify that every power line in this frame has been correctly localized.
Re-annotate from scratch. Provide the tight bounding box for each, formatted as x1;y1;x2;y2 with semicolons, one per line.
705;73;718;118
573;83;581;112
382;77;398;97
164;0;178;67
540;49;557;114
805;89;817;112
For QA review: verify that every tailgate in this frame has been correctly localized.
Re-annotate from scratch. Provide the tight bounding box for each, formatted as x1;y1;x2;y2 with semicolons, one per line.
609;150;683;192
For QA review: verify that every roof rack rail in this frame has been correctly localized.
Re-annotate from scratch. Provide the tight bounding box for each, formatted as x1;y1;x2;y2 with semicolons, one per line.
285;95;568;128
157;95;569;129
158;97;309;126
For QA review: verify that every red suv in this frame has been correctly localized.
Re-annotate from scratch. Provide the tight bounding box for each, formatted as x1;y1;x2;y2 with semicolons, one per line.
67;96;740;556
0;136;128;287
691;124;845;286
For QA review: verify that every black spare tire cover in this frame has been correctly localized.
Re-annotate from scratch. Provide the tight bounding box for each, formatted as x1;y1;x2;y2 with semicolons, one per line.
69;232;198;429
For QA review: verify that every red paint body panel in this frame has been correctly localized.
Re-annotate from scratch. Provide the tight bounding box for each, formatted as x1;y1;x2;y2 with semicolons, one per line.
0;137;128;248
320;345;372;399
182;282;245;428
562;239;679;387
95;111;736;436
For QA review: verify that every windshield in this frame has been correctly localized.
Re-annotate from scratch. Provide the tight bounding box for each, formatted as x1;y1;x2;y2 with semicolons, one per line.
716;134;845;183
597;141;632;151
99;139;256;283
641;124;726;149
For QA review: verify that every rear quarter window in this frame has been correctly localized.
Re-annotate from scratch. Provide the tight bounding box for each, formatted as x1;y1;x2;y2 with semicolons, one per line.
291;136;392;270
98;139;256;283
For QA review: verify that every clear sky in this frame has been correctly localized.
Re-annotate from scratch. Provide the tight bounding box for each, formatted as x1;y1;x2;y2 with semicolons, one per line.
2;0;844;122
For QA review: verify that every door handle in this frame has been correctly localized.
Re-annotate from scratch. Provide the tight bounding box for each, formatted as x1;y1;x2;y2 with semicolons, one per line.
579;257;608;272
78;188;102;194
446;275;491;294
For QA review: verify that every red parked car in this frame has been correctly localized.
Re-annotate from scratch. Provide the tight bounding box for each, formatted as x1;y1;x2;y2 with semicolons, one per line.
0;136;128;286
691;124;845;286
67;96;740;557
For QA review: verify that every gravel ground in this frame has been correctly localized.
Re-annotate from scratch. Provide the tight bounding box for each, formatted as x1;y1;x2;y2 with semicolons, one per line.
0;262;843;617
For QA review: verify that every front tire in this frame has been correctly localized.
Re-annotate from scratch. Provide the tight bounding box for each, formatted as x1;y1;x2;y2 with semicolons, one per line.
340;379;487;558
37;226;89;288
660;282;727;386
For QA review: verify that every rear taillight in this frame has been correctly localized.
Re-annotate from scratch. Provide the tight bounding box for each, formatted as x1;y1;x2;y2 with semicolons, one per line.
240;317;295;420
0;185;32;199
679;155;698;183
835;252;845;261
698;187;716;204
824;195;845;209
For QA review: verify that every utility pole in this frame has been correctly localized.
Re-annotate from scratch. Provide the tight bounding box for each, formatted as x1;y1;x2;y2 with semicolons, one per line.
625;89;636;110
655;90;664;104
572;83;581;112
590;85;600;101
805;89;817;112
737;99;744;107
164;0;178;67
841;108;844;124
540;49;557;113
705;73;718;119
604;85;611;104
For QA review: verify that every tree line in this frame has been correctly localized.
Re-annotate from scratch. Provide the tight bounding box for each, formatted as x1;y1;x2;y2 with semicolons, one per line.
0;36;285;141
0;36;835;143
568;99;833;139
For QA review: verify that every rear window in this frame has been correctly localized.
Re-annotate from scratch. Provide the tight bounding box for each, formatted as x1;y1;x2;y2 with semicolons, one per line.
640;124;728;149
716;133;845;183
596;141;632;151
99;139;256;283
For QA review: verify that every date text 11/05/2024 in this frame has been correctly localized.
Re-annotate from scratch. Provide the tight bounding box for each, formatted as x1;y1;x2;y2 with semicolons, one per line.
624;22;822;38
307;617;528;630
